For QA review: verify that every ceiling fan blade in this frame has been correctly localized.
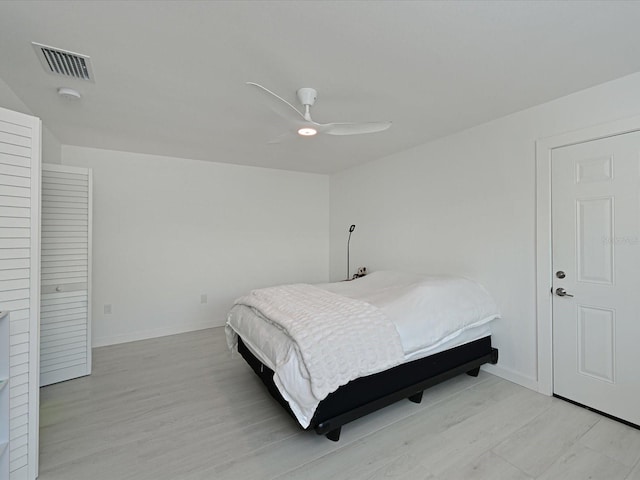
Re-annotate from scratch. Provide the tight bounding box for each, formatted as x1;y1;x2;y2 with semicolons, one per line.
321;121;392;136
266;131;297;144
246;82;305;123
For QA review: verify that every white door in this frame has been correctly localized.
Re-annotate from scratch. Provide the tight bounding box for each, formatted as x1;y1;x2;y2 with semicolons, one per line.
40;164;92;386
552;131;640;426
0;106;41;480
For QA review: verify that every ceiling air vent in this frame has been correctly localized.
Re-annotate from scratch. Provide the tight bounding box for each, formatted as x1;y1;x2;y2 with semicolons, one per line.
32;42;94;82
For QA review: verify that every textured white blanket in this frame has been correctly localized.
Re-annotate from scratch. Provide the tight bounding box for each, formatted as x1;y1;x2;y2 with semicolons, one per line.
232;283;405;401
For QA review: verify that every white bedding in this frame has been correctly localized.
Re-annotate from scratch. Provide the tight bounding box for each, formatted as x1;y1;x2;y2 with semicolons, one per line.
228;283;404;409
319;271;500;357
226;271;500;427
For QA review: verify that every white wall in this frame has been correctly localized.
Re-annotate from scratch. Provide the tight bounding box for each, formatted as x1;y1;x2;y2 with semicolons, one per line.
0;76;62;165
330;71;640;390
41;127;62;165
63;146;329;347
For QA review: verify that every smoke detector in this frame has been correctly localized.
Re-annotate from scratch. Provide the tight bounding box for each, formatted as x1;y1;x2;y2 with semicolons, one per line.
57;87;82;100
32;42;94;82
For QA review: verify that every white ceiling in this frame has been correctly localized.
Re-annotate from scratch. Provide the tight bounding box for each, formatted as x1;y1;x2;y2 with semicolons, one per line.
1;1;640;174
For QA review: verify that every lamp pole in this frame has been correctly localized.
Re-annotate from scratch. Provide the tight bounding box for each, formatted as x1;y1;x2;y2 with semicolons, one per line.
347;224;355;280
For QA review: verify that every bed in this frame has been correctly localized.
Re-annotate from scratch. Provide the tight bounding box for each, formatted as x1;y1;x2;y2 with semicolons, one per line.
226;271;500;441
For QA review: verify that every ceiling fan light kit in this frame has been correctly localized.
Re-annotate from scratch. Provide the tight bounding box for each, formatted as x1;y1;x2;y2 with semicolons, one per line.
297;127;317;136
247;82;391;143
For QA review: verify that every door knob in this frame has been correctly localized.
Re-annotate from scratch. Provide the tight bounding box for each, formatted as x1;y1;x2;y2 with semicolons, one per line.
555;287;574;297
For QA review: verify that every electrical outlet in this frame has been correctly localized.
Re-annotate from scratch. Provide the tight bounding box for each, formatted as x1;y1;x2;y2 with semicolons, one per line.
104;304;112;315
200;294;207;304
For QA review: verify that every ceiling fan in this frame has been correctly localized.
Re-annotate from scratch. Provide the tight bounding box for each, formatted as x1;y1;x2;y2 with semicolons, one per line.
247;82;391;143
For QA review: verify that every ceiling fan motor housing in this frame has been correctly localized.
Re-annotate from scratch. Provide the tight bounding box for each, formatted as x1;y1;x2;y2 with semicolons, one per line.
297;87;317;106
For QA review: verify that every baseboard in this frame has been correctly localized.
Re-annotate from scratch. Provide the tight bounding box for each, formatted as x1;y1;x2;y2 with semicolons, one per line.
482;363;539;392
92;320;219;348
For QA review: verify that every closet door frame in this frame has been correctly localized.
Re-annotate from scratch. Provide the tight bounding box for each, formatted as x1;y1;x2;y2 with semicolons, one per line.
41;163;92;381
30;116;40;480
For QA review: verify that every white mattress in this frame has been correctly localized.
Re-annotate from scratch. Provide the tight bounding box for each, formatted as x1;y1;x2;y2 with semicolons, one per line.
226;271;500;427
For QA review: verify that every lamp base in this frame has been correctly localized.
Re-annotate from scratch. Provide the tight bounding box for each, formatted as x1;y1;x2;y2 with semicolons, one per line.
351;267;367;280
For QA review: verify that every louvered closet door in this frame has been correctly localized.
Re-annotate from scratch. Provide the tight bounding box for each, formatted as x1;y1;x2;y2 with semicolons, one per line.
40;164;92;387
0;106;40;480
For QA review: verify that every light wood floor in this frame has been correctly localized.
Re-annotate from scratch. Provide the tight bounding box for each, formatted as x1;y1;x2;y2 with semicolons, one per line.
39;328;640;480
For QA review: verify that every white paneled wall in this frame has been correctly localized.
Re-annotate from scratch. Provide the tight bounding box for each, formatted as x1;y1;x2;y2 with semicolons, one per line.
40;165;92;386
0;107;40;480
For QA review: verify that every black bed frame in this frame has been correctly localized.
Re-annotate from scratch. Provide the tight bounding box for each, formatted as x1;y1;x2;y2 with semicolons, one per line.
237;335;498;441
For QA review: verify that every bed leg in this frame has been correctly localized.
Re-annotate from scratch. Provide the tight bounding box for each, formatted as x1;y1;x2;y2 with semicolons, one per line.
408;391;423;404
466;367;480;377
326;427;341;442
490;348;499;364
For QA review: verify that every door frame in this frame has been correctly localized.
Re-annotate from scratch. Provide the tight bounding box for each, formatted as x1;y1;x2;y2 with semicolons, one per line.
535;114;640;396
